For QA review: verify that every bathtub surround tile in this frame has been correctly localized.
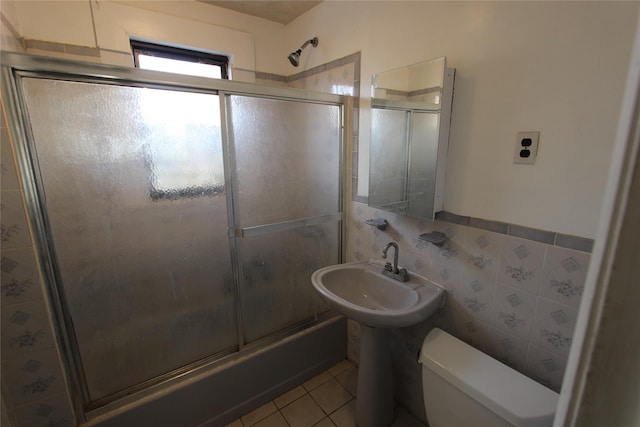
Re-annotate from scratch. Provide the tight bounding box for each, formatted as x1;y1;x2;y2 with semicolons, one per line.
13;392;75;427
1;247;43;305
531;297;578;358
1;300;56;360
1;190;32;249
539;246;590;308
2;347;67;406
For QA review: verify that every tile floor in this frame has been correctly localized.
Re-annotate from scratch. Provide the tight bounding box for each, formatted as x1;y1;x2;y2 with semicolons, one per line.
224;359;427;427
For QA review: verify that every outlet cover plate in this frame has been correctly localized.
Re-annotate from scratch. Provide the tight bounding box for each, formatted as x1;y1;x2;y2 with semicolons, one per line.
514;131;540;164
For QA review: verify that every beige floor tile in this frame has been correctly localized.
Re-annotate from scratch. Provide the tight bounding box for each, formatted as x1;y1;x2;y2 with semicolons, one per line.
241;401;278;426
303;371;332;392
328;359;354;377
253;411;289;427
329;400;356;427
281;394;326;427
313;417;336;427
274;385;306;409
224;420;243;427
335;366;358;397
309;378;353;414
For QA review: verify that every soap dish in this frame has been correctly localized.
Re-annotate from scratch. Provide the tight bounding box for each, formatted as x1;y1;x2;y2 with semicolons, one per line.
419;231;447;246
366;218;388;231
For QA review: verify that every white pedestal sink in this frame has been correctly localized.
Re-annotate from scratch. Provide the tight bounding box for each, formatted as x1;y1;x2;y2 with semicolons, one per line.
311;260;446;427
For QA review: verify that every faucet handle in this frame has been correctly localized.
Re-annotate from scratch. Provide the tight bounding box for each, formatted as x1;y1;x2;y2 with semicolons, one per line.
384;262;393;272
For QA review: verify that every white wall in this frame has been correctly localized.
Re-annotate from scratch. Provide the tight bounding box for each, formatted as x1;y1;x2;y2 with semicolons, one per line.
2;0;288;80
3;1;638;238
287;1;639;238
0;0;23;52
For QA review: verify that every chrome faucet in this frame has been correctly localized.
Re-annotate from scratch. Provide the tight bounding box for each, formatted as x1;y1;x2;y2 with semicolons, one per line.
381;242;409;282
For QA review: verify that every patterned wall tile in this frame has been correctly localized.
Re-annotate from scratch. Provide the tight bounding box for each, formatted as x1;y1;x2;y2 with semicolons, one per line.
539;246;590;308
524;344;567;393
2;126;20;190
490;283;536;342
530;297;578;358
484;326;529;372
451;270;495;322
497;236;545;295
2;347;67;406
1;190;32;249
1;301;56;360
425;261;459;294
440;305;490;351
462;227;502;281
13;393;75;427
1;248;43;306
429;222;465;268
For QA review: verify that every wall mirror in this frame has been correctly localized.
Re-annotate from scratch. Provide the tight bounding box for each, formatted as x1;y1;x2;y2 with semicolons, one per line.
369;56;455;220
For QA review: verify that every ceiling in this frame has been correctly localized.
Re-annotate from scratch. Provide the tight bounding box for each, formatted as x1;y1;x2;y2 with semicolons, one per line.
200;1;322;25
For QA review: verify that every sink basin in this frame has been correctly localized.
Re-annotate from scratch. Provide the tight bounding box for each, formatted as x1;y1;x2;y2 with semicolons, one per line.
311;261;446;328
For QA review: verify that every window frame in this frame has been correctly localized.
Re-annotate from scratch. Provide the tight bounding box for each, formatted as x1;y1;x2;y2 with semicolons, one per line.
131;40;229;79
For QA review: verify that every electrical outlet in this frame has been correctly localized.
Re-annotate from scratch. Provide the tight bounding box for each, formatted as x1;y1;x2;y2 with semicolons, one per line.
514;131;540;164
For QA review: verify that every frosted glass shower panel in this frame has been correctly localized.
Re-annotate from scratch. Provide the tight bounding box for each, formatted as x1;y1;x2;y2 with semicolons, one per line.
21;79;237;401
238;222;339;342
229;96;341;226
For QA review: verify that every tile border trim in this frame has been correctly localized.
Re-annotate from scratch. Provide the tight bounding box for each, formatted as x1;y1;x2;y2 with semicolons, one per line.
434;210;593;252
255;52;361;85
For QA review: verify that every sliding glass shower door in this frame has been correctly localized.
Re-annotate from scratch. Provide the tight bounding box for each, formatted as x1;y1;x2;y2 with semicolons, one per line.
20;78;238;402
227;95;341;342
7;56;345;411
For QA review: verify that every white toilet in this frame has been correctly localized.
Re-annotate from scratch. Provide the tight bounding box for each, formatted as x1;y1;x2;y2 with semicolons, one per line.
419;328;559;427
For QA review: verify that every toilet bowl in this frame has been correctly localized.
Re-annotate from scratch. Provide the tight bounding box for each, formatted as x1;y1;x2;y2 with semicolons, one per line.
419;328;559;427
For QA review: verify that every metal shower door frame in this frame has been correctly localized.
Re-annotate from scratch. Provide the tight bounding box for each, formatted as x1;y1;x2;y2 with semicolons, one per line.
1;51;346;419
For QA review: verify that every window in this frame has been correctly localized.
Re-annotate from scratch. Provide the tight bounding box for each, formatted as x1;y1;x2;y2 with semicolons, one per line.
131;40;229;79
131;41;228;201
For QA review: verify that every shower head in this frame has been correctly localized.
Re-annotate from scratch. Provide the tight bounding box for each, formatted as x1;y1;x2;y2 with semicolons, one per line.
288;37;319;67
288;49;302;67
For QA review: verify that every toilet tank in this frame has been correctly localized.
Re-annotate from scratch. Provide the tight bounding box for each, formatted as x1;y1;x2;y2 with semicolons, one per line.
419;328;559;427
